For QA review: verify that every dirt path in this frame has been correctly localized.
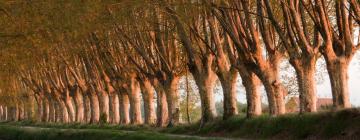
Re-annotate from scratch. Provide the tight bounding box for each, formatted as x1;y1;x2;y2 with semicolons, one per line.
15;125;246;140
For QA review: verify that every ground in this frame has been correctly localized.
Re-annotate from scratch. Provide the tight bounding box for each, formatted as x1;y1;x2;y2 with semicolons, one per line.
0;108;359;140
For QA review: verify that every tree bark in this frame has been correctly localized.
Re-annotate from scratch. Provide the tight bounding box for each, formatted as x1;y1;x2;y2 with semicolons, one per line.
119;93;130;124
109;93;120;124
261;75;286;115
0;106;3;121
325;57;351;109
193;70;217;126
73;87;85;123
84;95;92;123
43;98;50;122
89;92;100;123
140;79;156;125
293;57;317;113
64;93;76;123
48;99;56;122
98;91;110;123
128;76;143;124
154;85;168;127
59;99;69;123
164;76;180;127
239;71;262;118
34;94;43;122
4;106;8;121
218;69;238;120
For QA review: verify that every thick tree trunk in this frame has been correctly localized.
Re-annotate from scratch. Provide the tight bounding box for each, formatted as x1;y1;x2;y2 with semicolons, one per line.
4;106;8;121
326;58;351;109
239;71;262;118
154;85;168;127
119;93;130;124
73;89;85;123
58;99;69;123
255;56;286;116
98;91;110;123
49;101;56;122
89;92;100;123
140;79;156;125
128;77;143;124
54;100;61;122
0;106;3;121
193;71;217;126
64;95;76;123
34;95;43;122
43;98;50;122
293;57;317;113
84;95;92;123
218;69;238;120
164;77;180;127
109;93;120;124
262;76;286;115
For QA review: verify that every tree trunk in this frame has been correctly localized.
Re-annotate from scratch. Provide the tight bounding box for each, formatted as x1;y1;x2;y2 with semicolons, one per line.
4;106;8;121
293;57;317;113
49;100;56;122
89;92;100;123
239;71;262;118
119;93;130;124
261;75;286;115
73;89;85;123
98;91;110;123
34;95;43;122
218;69;238;120
59;99;69;123
54;100;61;122
128;77;143;124
43;98;50;122
255;56;286;116
0;106;3;121
164;77;180;127
193;71;217;126
154;85;168;127
140;79;156;125
326;57;351;109
109;93;120;124
64;95;76;123
84;95;92;123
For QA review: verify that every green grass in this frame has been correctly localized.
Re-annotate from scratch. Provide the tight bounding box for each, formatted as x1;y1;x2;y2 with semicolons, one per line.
1;108;359;140
0;125;199;140
164;108;360;139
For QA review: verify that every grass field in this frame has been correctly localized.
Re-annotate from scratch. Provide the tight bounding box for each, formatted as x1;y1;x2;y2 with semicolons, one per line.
1;108;359;140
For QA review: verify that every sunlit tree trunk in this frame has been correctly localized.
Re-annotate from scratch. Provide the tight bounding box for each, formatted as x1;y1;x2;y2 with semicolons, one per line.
292;57;318;113
218;69;238;119
73;87;85;123
191;55;218;126
128;75;142;124
153;84;168;127
325;57;351;109
109;93;120;124
84;95;92;123
164;76;180;127
98;90;110;123
140;78;156;125
119;93;130;124
64;92;76;123
239;69;262;118
89;91;100;123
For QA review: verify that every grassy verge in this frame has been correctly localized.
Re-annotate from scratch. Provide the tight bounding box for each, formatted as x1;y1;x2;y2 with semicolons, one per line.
0;125;201;140
164;108;360;139
1;108;359;139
